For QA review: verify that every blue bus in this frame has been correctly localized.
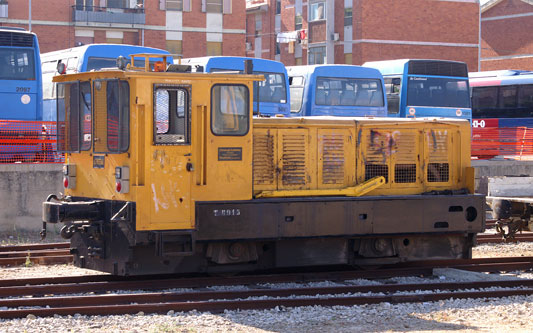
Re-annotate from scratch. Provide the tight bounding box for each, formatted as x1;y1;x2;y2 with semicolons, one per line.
287;65;387;117
181;56;290;117
363;59;471;120
0;27;42;120
41;44;171;121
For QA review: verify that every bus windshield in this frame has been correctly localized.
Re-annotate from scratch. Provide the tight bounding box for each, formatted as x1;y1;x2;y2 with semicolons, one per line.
407;77;469;108
256;72;287;104
0;48;35;80
211;68;287;104
315;77;384;107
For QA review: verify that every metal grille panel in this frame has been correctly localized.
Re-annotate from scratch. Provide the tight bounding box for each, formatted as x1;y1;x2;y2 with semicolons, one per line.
395;164;417;183
253;132;276;186
281;133;307;186
428;129;449;163
0;31;33;47
408;60;468;77
322;134;344;184
428;163;449;182
395;131;417;163
365;164;388;182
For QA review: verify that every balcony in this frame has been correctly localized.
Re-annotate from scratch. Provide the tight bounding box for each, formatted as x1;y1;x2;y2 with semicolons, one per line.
246;0;268;13
0;0;7;19
72;5;145;26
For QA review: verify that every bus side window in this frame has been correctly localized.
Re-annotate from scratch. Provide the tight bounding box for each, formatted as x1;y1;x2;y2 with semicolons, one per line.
154;86;190;144
211;84;249;136
518;84;533;110
499;86;517;108
384;77;400;114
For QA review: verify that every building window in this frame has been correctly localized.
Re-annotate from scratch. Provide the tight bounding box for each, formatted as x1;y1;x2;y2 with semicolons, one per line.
344;7;352;26
344;53;352;65
107;0;128;9
106;38;123;44
166;40;183;56
275;41;280;55
295;14;302;30
207;42;222;56
166;0;183;10
309;2;325;21
76;0;94;10
309;46;325;65
276;0;281;15
255;13;262;34
206;0;223;13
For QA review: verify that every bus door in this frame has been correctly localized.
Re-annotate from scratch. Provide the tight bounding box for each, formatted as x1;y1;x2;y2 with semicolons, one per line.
384;77;401;117
148;85;193;230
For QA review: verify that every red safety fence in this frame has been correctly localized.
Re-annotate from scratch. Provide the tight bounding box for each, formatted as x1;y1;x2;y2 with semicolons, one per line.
0;120;64;164
472;126;533;160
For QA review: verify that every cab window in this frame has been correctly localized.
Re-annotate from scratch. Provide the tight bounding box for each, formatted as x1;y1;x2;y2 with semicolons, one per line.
211;84;249;136
153;85;190;144
93;79;130;153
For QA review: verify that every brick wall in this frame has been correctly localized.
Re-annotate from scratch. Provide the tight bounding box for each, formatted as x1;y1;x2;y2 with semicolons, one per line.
1;0;245;57
481;0;533;71
247;0;479;69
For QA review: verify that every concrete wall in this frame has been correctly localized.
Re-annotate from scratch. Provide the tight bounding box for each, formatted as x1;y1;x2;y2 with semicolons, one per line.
2;160;533;232
472;160;533;195
0;164;62;232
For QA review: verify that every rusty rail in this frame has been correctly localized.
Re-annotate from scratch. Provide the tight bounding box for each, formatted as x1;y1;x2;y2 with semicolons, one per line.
0;279;532;318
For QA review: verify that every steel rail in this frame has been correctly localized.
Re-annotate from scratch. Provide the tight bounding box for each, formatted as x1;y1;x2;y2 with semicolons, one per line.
0;242;69;252
1;279;532;309
0;249;71;258
0;267;433;298
0;254;73;267
0;256;532;296
0;283;532;319
477;233;533;244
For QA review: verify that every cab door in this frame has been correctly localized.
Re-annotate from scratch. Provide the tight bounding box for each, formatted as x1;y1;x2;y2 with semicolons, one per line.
192;81;253;202
148;84;193;230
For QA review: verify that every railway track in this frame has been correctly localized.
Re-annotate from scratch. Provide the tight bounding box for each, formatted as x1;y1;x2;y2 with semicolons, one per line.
477;233;533;243
0;257;531;319
0;242;71;266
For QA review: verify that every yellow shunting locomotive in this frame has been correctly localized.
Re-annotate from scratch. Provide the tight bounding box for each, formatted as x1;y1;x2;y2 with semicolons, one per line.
42;55;485;275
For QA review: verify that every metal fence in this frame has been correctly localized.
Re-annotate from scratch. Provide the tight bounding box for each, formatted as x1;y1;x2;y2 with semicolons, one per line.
0;120;64;163
472;126;533;160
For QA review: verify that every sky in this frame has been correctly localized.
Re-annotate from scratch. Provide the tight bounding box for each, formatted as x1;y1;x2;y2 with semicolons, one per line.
480;0;490;5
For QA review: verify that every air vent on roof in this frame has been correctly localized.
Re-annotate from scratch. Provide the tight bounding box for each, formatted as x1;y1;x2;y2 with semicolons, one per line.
408;60;468;77
0;31;34;47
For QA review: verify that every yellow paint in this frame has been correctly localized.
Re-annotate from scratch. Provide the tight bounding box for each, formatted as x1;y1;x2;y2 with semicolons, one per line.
256;176;385;198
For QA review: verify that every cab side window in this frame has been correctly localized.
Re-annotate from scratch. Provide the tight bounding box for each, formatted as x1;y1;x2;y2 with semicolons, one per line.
211;84;249;136
154;85;190;144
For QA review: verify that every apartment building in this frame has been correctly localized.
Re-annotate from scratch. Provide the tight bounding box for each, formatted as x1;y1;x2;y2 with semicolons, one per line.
481;0;533;70
0;0;245;56
246;0;481;71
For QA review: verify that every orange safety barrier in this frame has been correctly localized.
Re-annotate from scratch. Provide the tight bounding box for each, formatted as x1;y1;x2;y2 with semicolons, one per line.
0;120;64;164
472;126;533;160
